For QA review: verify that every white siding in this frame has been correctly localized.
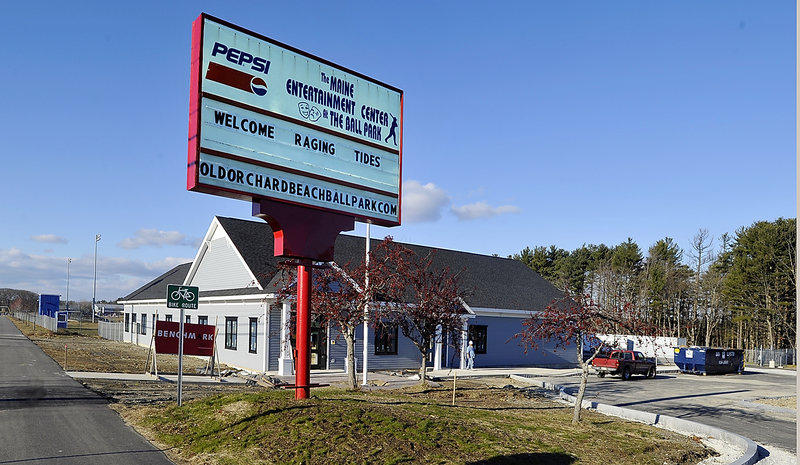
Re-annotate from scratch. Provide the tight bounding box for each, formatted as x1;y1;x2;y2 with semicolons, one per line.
199;301;267;371
190;238;255;291
122;303;165;347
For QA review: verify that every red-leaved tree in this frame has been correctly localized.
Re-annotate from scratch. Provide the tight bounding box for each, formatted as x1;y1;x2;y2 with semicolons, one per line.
516;293;659;424
276;238;410;390
377;242;469;384
311;238;410;390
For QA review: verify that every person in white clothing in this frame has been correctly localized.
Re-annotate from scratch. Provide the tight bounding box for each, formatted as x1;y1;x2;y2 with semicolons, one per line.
466;340;476;370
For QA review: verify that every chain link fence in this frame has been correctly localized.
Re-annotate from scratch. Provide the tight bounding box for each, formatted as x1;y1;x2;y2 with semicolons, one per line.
745;348;796;368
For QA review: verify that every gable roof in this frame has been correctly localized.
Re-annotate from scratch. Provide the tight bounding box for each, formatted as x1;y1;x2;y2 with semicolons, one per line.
215;216;281;291
121;262;192;301
121;216;564;311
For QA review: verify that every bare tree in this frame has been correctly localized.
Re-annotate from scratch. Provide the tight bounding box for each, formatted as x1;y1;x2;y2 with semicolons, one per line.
690;229;713;345
516;293;659;424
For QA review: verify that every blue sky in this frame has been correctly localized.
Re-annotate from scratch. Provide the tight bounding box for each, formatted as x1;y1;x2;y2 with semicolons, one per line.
0;1;795;302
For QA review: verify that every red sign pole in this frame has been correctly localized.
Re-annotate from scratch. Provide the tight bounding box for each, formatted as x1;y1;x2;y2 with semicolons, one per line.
253;198;355;401
295;261;312;400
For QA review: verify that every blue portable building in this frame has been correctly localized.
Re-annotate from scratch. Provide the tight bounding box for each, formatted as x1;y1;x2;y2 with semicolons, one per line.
673;347;744;375
39;294;60;317
39;294;67;329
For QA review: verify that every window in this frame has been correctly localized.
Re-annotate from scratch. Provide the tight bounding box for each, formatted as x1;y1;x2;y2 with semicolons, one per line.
374;325;398;355
165;314;173;322
124;313;130;332
468;325;488;354
140;314;147;335
198;316;208;326
225;317;238;350
249;318;258;353
185;315;191;323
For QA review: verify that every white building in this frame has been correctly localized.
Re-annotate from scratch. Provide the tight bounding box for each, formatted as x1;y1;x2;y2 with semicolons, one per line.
119;216;574;374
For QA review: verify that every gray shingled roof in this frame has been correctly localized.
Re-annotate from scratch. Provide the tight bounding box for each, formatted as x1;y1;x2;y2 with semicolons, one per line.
121;262;192;301
333;236;563;311
122;216;563;311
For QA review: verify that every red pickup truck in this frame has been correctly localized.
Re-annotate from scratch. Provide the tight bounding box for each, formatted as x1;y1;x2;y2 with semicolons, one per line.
592;350;656;380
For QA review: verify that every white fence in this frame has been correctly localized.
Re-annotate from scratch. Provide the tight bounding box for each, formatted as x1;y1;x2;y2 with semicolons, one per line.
13;312;58;332
586;334;687;364
98;320;124;342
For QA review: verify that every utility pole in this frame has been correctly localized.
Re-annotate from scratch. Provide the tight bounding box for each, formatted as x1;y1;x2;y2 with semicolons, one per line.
92;234;101;323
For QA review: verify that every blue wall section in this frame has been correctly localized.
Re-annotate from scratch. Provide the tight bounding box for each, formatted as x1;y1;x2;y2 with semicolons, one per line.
39;295;60;317
467;315;575;368
326;315;577;371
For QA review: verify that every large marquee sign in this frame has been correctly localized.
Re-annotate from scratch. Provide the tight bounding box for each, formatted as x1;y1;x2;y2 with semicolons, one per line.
188;14;403;226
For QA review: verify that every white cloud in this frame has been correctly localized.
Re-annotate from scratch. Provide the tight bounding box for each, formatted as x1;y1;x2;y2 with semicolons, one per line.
118;229;197;249
401;180;451;223
451;201;521;221
31;234;67;244
0;248;192;302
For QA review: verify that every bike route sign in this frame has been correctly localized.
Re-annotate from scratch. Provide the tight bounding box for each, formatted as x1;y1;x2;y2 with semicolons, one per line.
167;285;199;309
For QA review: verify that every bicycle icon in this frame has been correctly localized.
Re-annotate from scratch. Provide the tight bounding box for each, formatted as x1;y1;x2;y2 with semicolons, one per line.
171;287;196;301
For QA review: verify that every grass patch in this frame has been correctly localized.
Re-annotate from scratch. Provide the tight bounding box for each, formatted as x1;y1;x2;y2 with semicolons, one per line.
121;385;712;465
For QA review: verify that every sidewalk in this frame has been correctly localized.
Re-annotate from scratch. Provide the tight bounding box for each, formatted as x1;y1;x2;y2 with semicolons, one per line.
67;371;248;384
67;363;682;387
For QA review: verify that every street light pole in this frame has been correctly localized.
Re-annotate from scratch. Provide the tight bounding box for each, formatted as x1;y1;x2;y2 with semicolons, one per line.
66;258;72;316
92;234;101;323
362;222;370;386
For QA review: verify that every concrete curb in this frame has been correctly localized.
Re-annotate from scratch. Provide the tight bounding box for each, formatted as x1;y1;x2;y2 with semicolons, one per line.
510;374;759;465
743;366;797;377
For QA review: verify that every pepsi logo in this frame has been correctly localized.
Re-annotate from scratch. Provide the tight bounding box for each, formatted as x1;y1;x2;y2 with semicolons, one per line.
250;77;268;96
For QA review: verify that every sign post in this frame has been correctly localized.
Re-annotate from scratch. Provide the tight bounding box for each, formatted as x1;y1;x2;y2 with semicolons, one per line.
167;285;199;406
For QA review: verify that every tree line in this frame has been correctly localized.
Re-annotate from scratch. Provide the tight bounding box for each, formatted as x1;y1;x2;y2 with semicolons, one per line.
512;218;796;350
0;289;39;312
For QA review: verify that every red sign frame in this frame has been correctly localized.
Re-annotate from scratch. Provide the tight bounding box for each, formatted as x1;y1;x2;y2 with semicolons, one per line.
187;13;403;227
154;320;215;356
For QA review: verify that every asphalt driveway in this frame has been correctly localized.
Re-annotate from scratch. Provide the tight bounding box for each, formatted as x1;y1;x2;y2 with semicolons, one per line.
0;316;173;465
550;368;797;453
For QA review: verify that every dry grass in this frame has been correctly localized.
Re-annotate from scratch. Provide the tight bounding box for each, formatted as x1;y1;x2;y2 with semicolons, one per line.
10;317;215;374
754;396;796;410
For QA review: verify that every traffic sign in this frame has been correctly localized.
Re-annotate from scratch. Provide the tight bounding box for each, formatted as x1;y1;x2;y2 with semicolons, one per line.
167;285;199;309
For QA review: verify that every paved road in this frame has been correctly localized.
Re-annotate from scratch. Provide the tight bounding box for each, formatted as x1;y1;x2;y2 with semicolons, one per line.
548;369;797;453
0;316;173;464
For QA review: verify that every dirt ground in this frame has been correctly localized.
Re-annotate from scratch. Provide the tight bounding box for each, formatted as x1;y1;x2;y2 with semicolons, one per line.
12;318;221;374
754;396;797;410
80;379;260;405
